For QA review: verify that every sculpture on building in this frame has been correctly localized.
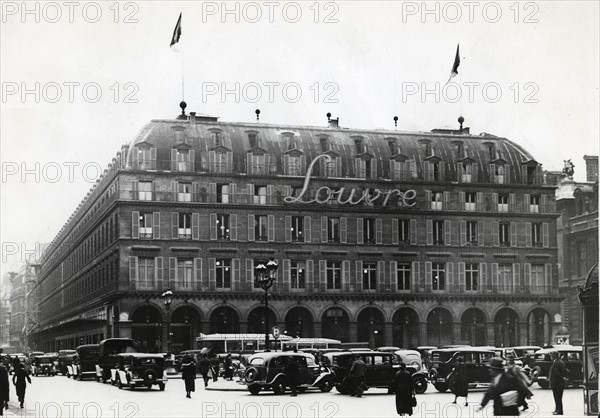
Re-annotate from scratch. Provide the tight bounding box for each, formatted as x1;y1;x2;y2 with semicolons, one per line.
563;159;575;178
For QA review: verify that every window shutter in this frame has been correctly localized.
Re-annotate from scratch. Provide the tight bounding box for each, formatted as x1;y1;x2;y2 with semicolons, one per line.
476;192;484;211
425;262;432;288
356;261;363;291
169;257;177;285
172;212;179;239
171;149;177;171
210;213;217;240
524;263;531;289
378;260;385;291
343;260;351;292
267;185;275;205
248;214;255;241
541;194;547;213
192;213;200;240
192;182;199;202
171;181;178;201
458;262;465;289
390;261;397;292
306;259;314;292
478;221;484;245
524;194;530;212
493;221;499;246
472;163;478;182
208;183;217;203
426;220;433;245
371;159;378;179
444;220;451;245
284;216;292;242
245;259;253;292
491;193;498;211
267;215;275;241
129;256;138;280
193;258;202;291
282;259;290;292
412;261;420;290
300;154;307;175
304;216;311;243
153;212;160;239
542;223;549;247
460;221;466;246
208;258;216;291
391;219;399;245
199;214;210;240
321;216;327;243
509;193;516;212
510;222;517;247
439;162;446;181
513;263;521;290
447;262;454;287
357;218;364;244
545;263;552;291
491;263;499;289
283;154;289;175
525;222;532;247
376;218;383;244
410;219;417;244
443;191;450;209
156;257;163;289
425;190;432;209
340;217;347;243
423;161;432;181
150;148;157;169
132;180;138;200
232;258;240;291
130;147;139;169
319;260;326;292
132;211;140;239
230;214;238;240
504;165;511;184
189;150;195;171
480;263;487;291
459;191;465;211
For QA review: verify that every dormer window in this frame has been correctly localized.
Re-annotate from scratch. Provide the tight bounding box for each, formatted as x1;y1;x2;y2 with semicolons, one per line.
214;131;221;146
247;131;259;149
133;145;156;170
419;138;432;157
455;142;465;158
386;138;398;155
282;132;296;150
353;137;364;154
320;136;329;152
487;143;497;160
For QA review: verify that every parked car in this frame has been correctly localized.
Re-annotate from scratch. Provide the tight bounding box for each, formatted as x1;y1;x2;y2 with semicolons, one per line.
429;347;496;392
504;346;541;368
69;344;99;380
113;353;167;391
57;349;77;376
96;338;138;383
33;354;58;376
376;346;401;353
394;349;429;393
532;346;583;389
244;352;334;395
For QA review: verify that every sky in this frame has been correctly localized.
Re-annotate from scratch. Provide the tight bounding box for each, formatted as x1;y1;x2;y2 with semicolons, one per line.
1;1;599;276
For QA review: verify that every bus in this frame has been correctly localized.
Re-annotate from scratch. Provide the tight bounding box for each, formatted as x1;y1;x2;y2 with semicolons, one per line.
195;333;294;354
282;338;342;351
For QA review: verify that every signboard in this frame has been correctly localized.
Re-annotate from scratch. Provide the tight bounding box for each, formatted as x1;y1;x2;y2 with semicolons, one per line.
272;326;280;340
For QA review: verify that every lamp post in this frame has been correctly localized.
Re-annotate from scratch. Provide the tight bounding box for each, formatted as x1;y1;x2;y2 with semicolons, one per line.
254;259;278;352
161;289;173;355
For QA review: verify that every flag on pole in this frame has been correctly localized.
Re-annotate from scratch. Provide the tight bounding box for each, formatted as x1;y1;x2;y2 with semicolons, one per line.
170;13;182;49
446;44;460;84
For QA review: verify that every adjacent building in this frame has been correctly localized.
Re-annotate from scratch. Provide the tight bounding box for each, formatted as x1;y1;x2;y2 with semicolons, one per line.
29;109;563;352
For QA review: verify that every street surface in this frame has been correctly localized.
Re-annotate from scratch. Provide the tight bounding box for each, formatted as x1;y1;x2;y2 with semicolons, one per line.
1;374;585;418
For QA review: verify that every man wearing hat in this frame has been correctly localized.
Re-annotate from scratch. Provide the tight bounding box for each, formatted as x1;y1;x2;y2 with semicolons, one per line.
478;357;524;416
549;351;568;415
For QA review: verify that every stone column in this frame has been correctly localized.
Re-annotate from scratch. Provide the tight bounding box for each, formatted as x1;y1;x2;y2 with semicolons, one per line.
349;321;358;342
419;322;427;346
313;321;322;338
384;322;394;346
452;322;462;344
518;321;528;346
486;322;495;346
239;321;248;334
118;320;132;339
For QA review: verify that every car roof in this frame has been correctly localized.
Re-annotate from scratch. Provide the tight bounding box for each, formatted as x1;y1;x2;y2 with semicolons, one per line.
507;346;541;350
432;347;496;353
536;346;583;354
116;353;165;359
248;352;312;361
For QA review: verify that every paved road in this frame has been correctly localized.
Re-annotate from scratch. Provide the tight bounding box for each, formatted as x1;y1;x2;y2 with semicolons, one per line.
1;374;585;417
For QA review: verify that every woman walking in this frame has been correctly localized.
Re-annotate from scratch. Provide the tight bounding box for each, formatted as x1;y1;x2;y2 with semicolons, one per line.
12;364;30;409
199;354;211;388
450;357;469;406
180;355;196;398
0;363;9;415
394;362;415;417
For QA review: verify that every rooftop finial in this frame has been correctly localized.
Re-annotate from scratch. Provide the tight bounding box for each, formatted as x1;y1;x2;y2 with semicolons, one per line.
393;116;398;128
458;116;465;130
255;109;261;122
326;112;331;122
177;101;187;120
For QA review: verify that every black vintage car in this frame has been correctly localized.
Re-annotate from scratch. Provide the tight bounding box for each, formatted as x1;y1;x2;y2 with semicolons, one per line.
69;344;99;380
113;353;167;391
34;354;58;376
429;347;496;392
244;352;334;395
532;346;583;389
96;338;138;383
57;349;77;376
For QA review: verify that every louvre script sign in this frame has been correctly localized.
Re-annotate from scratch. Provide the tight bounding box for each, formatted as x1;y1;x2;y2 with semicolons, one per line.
284;154;417;207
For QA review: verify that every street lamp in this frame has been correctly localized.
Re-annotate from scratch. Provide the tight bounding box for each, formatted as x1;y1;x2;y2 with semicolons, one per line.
161;289;173;355
254;259;278;352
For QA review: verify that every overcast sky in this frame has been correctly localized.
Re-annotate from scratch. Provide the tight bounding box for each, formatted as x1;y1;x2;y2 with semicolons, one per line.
1;1;598;276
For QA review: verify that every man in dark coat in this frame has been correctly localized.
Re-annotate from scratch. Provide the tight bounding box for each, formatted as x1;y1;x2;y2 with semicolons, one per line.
180;355;196;398
349;355;366;397
549;351;568;415
223;354;234;381
394;362;414;416
450;356;469;406
285;356;300;397
198;354;211;388
12;364;31;409
0;363;9;415
478;357;525;416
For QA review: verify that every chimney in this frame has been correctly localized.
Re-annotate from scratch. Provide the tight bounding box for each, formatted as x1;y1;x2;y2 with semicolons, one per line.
328;117;340;128
584;155;598;182
189;112;196;124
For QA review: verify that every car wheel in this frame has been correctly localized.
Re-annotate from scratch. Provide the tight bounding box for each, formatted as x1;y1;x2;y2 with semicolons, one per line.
129;383;135;391
434;383;448;392
319;378;334;392
244;366;260;383
248;385;261;395
298;387;307;393
158;383;165;391
413;375;428;394
117;378;123;389
272;378;286;395
538;380;549;389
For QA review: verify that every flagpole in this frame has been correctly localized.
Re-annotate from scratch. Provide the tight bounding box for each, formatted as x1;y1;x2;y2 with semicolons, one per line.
181;48;185;102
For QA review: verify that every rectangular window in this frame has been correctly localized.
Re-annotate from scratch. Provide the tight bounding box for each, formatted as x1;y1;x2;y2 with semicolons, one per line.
287;156;302;176
325;159;338;177
432;262;445;291
139;212;153;238
362;262;377;290
326;261;341;290
499;222;510;246
364;218;376;244
461;163;472;182
498;194;509;212
431;192;443;210
398;219;410;243
178;182;192;202
465;263;479;291
532;223;542;247
137;148;155;170
432;162;441;181
397;263;411;291
466;221;478;245
465;192;476;211
138;257;154;289
175;149;191;171
291;261;305;289
217;214;230;240
254;185;267;205
217;184;230;203
495;165;505;184
214;152;228;173
179;213;192;239
530;195;540;213
433;220;444;245
498;264;512;292
216;259;232;289
328;217;340;243
291;216;304;242
255;215;268;241
530;264;545;294
138;181;153;201
177;259;193;289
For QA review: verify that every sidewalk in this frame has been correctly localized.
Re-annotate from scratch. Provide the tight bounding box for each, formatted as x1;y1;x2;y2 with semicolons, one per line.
203;378;247;391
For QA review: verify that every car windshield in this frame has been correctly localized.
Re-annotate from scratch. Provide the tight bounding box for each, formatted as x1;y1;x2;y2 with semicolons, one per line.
249;358;264;366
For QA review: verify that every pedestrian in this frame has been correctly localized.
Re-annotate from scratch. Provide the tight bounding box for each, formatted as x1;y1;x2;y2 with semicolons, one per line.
349;355;366;397
0;363;9;415
285;356;300;397
12;364;31;409
223;354;234;381
449;356;469;406
549;351;569;415
478;357;525;416
506;356;533;411
393;362;415;416
199;354;211;388
180;355;196;398
209;356;220;382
